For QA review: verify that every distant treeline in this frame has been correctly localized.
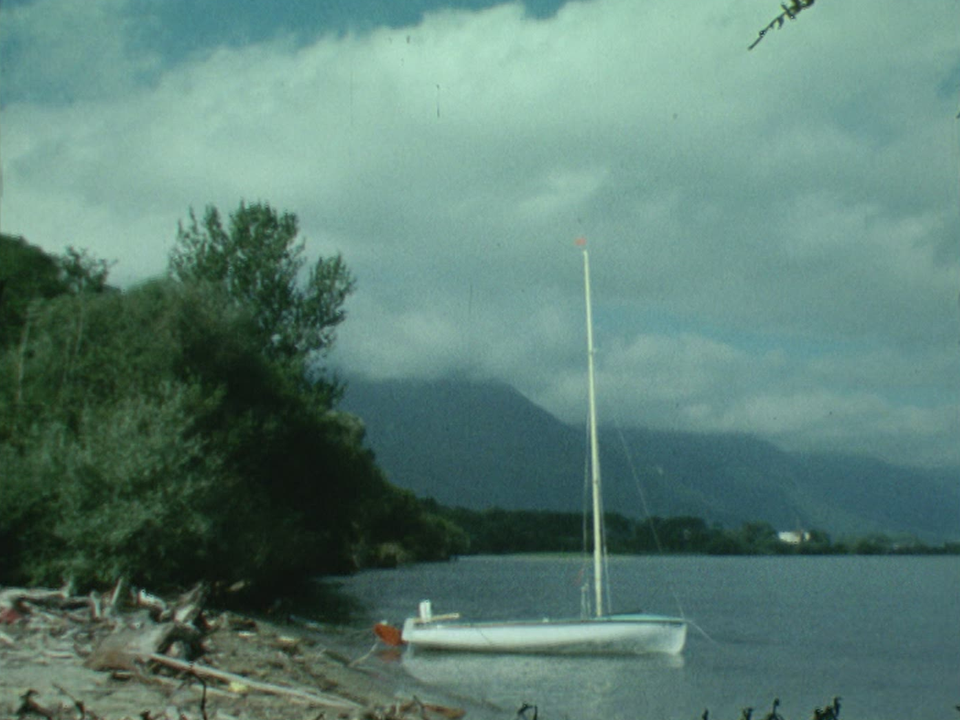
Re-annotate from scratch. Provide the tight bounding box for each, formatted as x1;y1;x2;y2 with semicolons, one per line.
428;503;960;557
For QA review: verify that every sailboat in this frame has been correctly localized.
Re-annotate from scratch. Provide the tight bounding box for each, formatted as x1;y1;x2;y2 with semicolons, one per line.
398;243;688;655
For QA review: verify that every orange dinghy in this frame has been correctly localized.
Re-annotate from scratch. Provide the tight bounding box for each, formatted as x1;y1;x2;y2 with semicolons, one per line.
373;622;405;647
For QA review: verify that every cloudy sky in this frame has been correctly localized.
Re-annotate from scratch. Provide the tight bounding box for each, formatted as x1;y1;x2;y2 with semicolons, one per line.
2;0;959;469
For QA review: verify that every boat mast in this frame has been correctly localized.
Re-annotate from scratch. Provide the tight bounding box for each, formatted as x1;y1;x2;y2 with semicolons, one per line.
581;246;604;618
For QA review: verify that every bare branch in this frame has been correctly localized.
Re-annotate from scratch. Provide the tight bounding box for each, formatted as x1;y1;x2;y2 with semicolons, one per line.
749;0;817;51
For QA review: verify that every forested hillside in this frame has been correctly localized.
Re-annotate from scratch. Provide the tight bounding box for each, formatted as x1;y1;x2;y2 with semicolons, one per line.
340;378;960;543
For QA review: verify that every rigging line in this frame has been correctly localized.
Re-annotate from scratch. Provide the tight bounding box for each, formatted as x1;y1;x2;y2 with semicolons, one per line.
688;619;720;646
611;414;688;622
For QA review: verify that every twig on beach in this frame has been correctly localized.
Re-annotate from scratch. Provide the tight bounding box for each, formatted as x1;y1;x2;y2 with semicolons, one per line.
17;689;60;719
54;684;101;720
348;640;381;667
147;653;362;710
197;673;209;720
517;702;538;720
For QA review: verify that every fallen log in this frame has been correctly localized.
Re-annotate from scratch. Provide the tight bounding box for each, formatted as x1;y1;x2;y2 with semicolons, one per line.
0;586;90;613
145;653;363;711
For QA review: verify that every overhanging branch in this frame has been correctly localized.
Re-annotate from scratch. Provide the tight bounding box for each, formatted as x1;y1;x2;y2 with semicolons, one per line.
749;0;817;51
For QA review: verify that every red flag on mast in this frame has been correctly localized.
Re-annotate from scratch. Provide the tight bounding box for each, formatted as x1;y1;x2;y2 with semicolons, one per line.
575;237;587;246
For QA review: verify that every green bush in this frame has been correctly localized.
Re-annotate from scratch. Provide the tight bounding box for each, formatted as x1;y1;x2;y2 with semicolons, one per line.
1;219;471;597
18;383;221;587
0;272;464;594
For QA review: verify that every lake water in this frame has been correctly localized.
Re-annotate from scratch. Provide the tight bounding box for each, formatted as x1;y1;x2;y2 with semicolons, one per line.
332;555;960;720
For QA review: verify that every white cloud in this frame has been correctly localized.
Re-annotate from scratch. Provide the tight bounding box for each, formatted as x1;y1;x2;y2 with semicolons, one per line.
720;390;960;467
1;0;958;467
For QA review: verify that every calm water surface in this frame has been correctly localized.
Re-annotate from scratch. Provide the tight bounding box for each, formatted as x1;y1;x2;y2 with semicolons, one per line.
333;555;960;720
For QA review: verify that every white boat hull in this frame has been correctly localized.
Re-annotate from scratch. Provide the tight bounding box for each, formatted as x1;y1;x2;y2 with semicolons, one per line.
402;614;687;655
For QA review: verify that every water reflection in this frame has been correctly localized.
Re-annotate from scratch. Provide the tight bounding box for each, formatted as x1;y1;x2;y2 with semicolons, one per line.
403;650;685;718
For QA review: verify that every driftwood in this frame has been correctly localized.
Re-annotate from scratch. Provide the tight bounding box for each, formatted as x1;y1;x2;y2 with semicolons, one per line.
146;654;362;710
0;580;206;623
0;580;207;662
83;621;189;672
395;698;467;719
16;688;67;720
1;582;465;720
0;584;90;613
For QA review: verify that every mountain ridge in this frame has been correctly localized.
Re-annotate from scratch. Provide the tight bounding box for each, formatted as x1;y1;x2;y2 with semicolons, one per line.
339;377;960;543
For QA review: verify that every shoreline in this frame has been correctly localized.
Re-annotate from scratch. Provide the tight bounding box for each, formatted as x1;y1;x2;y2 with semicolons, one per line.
0;584;471;720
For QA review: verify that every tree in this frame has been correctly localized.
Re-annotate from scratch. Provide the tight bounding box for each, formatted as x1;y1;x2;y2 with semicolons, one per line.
736;521;782;554
168;202;355;382
2;223;480;593
0;237;114;444
0;234;68;348
643;516;712;553
0;276;378;589
58;246;112;295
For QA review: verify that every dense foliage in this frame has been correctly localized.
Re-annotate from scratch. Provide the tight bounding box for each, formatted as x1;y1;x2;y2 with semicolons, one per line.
169;203;354;382
0;211;466;598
